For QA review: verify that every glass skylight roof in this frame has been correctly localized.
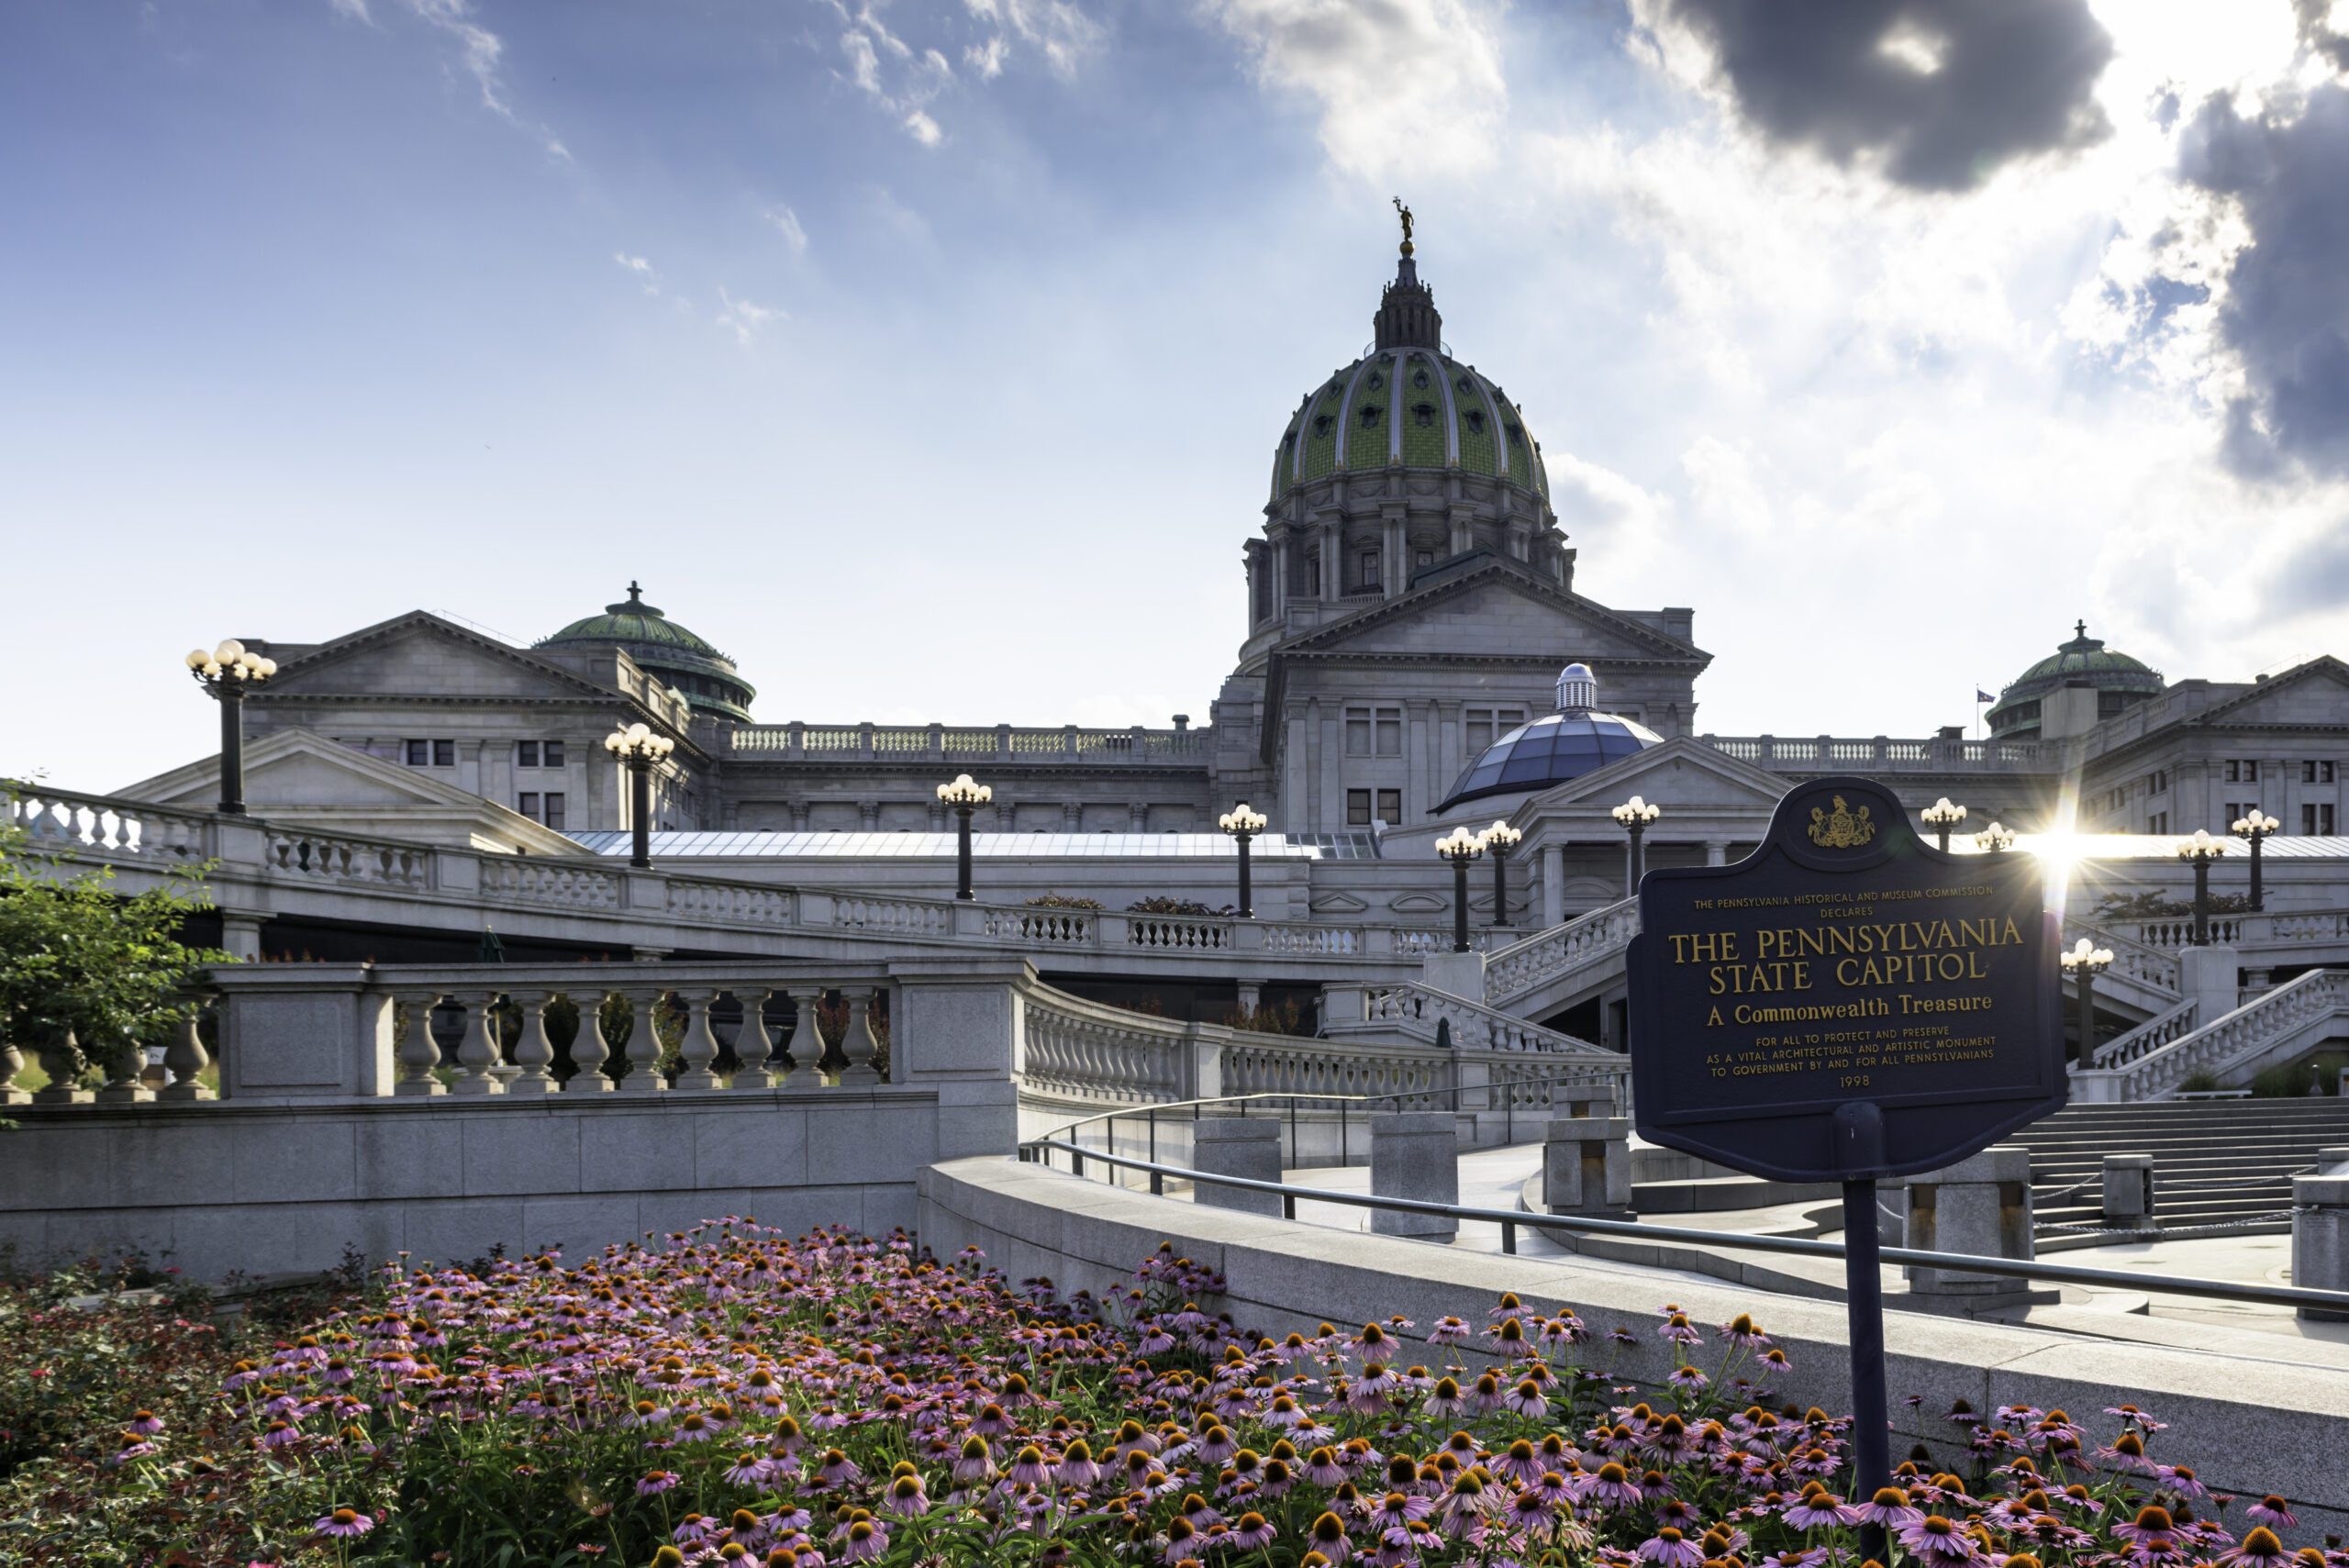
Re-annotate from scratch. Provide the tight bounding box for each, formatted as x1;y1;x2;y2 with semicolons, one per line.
1436;710;1664;810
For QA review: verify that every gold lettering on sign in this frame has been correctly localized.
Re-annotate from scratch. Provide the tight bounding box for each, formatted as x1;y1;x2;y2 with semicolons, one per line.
1807;795;1876;849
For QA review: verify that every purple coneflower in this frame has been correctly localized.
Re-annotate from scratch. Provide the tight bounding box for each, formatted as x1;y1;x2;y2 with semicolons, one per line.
970;1401;1017;1436
1857;1487;1924;1529
1764;1551;1828;1568
2164;1464;2210;1498
1639;1527;1705;1568
953;1435;997;1484
2112;1506;2179;1547
1008;1444;1054;1487
838;1518;887;1564
637;1470;681;1496
1057;1438;1101;1486
1428;1317;1471;1345
128;1409;165;1435
2246;1497;2299;1531
1718;1314;1770;1349
1585;1462;1644;1510
1308;1510;1354;1562
261;1421;300;1450
110;1437;159;1464
1656;1313;1703;1347
882;1473;930;1518
1503;1379;1551;1419
2222;1528;2294;1568
1668;1365;1709;1393
1897;1515;1980;1566
1230;1512;1278;1551
315;1507;374;1539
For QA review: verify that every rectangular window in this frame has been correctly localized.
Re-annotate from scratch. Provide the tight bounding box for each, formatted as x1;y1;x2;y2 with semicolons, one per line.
1375;706;1402;756
544;792;565;831
2307;805;2320;835
2245;759;2259;783
1345;706;1372;757
1465;715;1491;753
2224;761;2240;783
432;740;456;768
405;740;429;766
518;792;540;821
518;740;540;768
1307;554;1322;595
2150;769;2167;794
2224;803;2241;828
1346;788;1372;827
543;740;564;768
1360;551;1379;587
2321;761;2338;784
1414;549;1433;567
2306;760;2320;784
2326;805;2338;836
1376;788;1401;825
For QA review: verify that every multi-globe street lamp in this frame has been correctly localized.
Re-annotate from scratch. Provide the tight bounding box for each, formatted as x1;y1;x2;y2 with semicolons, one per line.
2060;937;2114;1063
1218;803;1268;918
603;722;676;870
1480;819;1523;930
2231;809;2279;912
2176;828;2228;946
1611;795;1661;891
936;773;993;901
1921;796;1968;853
184;640;277;815
1974;821;2016;853
1435;825;1485;953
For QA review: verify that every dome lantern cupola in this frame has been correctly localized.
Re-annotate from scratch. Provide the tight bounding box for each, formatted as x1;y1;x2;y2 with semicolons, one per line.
537;582;757;724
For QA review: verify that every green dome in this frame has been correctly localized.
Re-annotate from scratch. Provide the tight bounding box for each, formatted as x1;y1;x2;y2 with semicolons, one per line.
1987;622;2164;738
539;583;756;724
1267;252;1551;506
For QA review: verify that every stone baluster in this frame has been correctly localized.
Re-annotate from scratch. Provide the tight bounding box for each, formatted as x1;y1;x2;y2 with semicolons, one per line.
157;1011;216;1102
507;991;558;1095
30;1028;92;1106
782;987;823;1078
731;989;777;1089
674;990;723;1091
0;1031;28;1106
565;991;614;1093
836;988;881;1085
618;988;670;1093
449;991;507;1095
95;1036;155;1105
395;993;446;1095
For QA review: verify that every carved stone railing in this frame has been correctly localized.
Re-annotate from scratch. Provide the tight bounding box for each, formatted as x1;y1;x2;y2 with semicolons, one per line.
1700;735;2043;772
729;720;1208;765
1326;981;1608;1057
833;895;956;939
1014;984;1217;1106
985;906;1098;945
262;826;437;891
483;858;618;909
6;785;215;863
2061;918;2181;998
2086;999;2199;1072
1485;897;1639;1006
1125;914;1231;951
2082;971;2349;1101
2132;917;2243;948
668;877;792;926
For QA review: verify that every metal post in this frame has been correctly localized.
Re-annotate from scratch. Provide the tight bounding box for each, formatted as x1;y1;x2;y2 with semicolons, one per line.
1236;831;1254;919
1628;822;1647;890
629;757;652;869
217;683;247;815
1451;855;1471;952
1501;1219;1517;1255
1281;1191;1296;1220
1935;827;1950;853
954;803;975;900
1491;844;1509;929
2192;857;2210;946
2077;968;2098;1062
1841;1177;1892;1562
1150;1169;1163;1195
2249;833;2266;912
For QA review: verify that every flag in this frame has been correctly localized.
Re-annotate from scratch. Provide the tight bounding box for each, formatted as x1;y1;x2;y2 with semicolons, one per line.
1975;689;1995;704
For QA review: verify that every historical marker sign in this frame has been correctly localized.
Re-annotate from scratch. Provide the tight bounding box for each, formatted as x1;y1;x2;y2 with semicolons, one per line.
1627;775;2064;1184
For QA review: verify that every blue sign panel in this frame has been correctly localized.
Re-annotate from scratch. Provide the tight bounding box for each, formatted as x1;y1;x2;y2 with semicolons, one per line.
1627;775;2063;1182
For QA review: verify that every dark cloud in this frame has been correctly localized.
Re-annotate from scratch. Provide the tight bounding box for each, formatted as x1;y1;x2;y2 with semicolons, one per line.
1651;0;2114;191
2266;518;2349;617
2181;84;2349;480
2296;0;2349;73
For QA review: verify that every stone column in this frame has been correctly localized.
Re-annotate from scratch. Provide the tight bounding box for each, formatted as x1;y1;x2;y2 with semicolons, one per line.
1542;841;1565;927
218;912;270;962
449;992;507;1095
1192;1118;1283;1216
1902;1145;2033;1299
730;990;776;1088
617;988;669;1093
1369;1111;1458;1240
783;987;825;1078
836;988;882;1085
395;993;445;1096
1129;801;1149;833
2100;1153;2158;1232
507;990;559;1095
673;990;723;1091
564;990;614;1093
1235;983;1262;1017
1705;839;1730;867
1543;1101;1632;1218
2294;1173;2349;1322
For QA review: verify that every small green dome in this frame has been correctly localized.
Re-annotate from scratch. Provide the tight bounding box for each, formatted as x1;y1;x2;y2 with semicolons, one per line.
1987;622;2164;738
539;583;756;723
1267;252;1551;506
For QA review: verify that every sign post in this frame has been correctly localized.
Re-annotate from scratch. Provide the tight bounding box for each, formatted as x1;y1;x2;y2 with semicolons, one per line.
1627;776;2062;1533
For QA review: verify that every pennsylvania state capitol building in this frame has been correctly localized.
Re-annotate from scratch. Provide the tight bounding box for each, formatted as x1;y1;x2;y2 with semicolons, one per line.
123;232;2349;934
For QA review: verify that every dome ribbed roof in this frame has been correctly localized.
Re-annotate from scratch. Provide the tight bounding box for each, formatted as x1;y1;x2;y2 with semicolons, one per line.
538;583;756;724
1267;251;1550;506
1987;621;2163;736
1436;663;1661;811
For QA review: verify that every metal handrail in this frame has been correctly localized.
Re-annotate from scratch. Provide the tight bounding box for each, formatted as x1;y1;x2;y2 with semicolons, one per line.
1015;1138;2349;1314
1041;1071;1626;1171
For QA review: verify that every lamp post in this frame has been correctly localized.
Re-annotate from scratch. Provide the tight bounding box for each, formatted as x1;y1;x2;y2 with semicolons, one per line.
2231;809;2279;912
1219;804;1267;918
2176;829;2228;946
1974;821;2015;853
184;640;277;815
1481;819;1523;929
1436;826;1485;953
1610;795;1662;893
603;722;676;869
936;773;993;901
2060;937;2114;1064
1921;797;1967;853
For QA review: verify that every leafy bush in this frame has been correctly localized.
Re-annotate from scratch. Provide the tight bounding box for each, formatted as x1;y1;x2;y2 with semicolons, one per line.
1023;894;1104;910
0;1228;2308;1568
2175;1071;2223;1094
1128;897;1234;917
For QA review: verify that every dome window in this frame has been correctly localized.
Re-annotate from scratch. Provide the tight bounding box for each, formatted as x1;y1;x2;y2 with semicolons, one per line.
1455;375;1475;394
1366;372;1385;391
1313;415;1333;437
1506;423;1524;445
1359;404;1383;428
1412;369;1430;390
1464;409;1486;434
1412;402;1436;426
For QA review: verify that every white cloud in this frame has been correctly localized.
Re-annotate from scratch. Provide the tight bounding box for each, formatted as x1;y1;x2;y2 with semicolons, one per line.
904;108;944;146
326;0;373;22
398;0;569;159
965;35;1010;78
1201;0;1507;180
963;0;1105;82
766;206;810;253
717;289;785;345
825;2;958;147
614;253;660;294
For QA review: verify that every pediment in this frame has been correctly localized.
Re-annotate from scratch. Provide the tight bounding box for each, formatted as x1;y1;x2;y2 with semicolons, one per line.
1522;737;1792;812
1277;562;1709;668
1386;892;1449;914
1309;892;1371;914
261;613;616;704
2197;657;2349;729
122;730;463;811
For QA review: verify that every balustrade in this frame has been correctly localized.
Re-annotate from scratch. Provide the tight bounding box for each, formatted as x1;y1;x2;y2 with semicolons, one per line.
1126;916;1231;951
8;788;213;862
484;860;616;907
1485;897;1638;1004
264;828;434;890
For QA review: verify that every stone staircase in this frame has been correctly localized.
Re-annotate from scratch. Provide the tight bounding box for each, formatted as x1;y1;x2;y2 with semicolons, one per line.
2006;1099;2349;1237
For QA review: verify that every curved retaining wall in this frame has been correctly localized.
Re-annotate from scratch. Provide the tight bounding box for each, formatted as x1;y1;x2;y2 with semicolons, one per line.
919;1156;2349;1540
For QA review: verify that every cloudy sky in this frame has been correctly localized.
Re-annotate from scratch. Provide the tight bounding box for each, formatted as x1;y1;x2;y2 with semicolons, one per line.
6;0;2348;792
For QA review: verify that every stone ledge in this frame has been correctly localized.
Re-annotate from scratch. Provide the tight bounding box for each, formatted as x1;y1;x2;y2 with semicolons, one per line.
920;1155;2349;1541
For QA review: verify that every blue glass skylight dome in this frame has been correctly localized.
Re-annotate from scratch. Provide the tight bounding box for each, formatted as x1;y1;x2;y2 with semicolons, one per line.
1436;662;1662;811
